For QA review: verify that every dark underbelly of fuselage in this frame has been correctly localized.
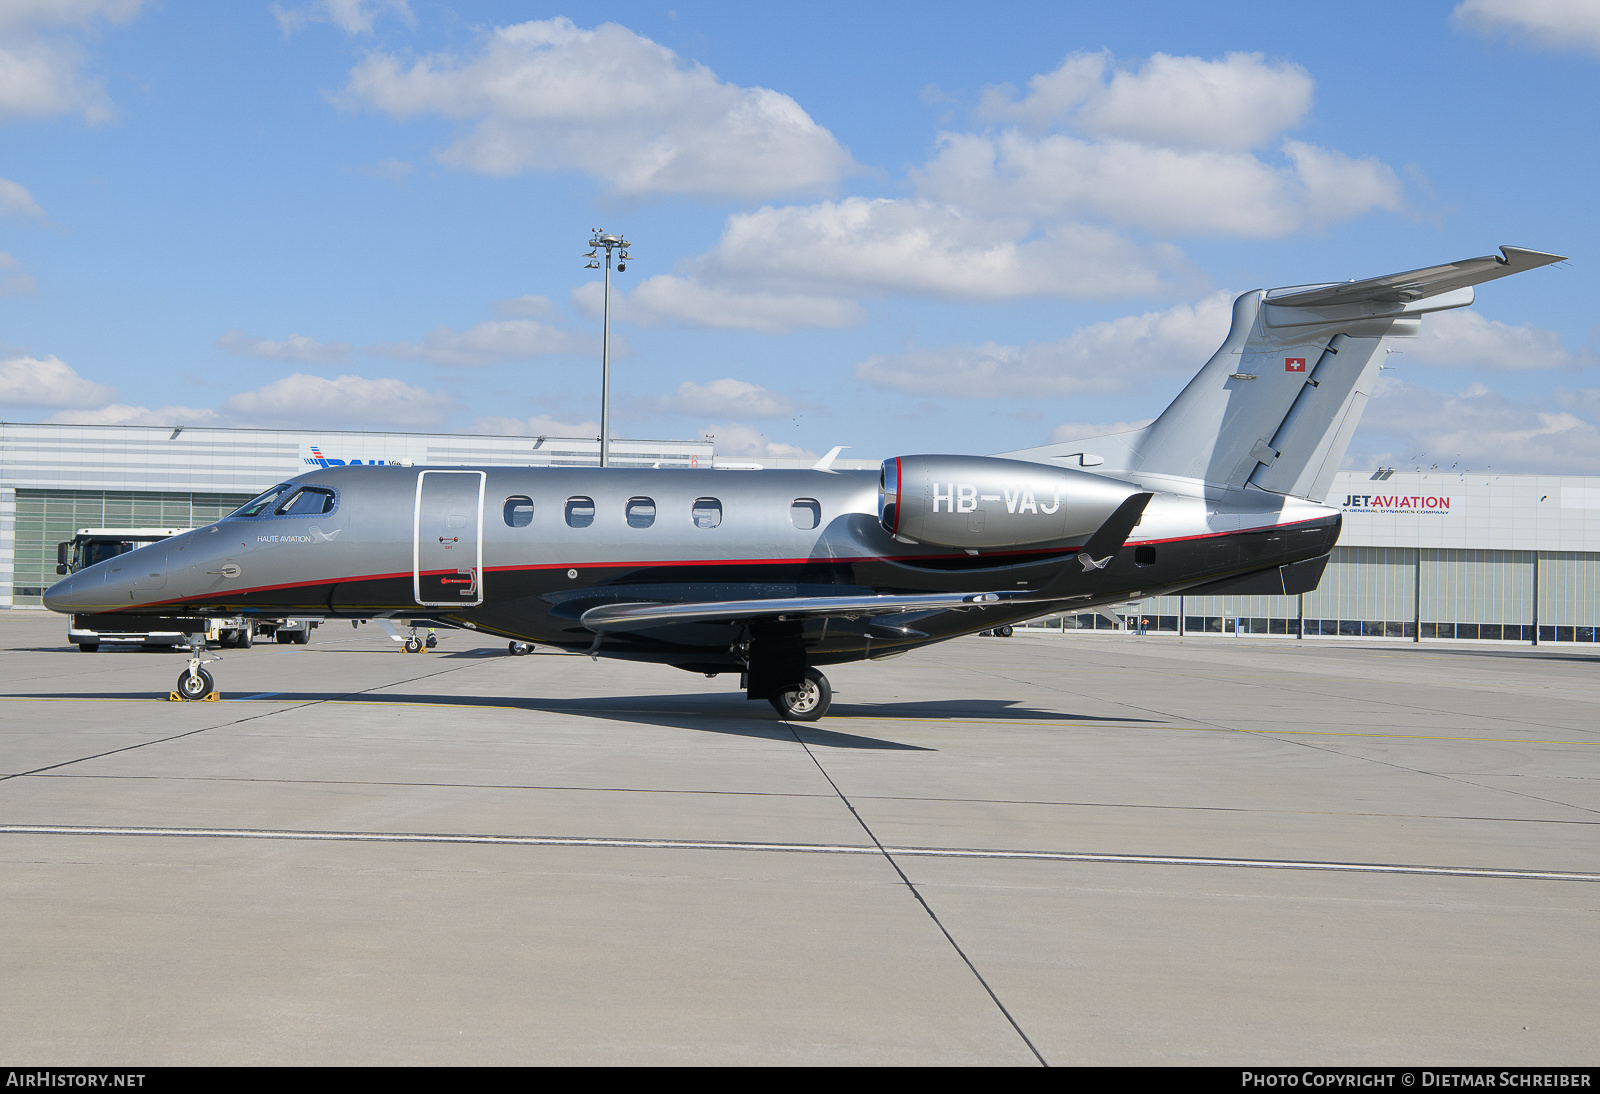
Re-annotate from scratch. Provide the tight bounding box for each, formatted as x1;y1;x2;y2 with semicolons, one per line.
115;515;1341;670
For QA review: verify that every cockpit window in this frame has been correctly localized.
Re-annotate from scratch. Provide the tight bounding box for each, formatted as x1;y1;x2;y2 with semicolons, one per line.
275;487;337;516
230;485;292;518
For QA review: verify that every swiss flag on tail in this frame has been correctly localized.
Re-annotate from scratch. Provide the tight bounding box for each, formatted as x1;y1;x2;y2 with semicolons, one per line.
1285;357;1307;372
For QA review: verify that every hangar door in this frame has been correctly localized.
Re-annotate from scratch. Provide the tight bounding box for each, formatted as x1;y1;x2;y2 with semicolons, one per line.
413;470;485;607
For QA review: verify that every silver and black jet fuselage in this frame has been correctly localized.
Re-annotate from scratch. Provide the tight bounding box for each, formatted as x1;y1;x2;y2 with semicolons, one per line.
43;461;1340;674
41;245;1564;717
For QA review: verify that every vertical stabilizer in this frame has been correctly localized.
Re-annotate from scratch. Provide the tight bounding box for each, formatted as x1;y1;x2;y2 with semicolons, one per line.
998;247;1565;503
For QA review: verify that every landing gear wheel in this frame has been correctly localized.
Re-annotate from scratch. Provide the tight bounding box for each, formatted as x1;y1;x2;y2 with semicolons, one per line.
996;624;1014;637
404;636;422;653
276;631;293;644
770;668;831;721
290;629;310;645
176;667;215;700
508;641;532;656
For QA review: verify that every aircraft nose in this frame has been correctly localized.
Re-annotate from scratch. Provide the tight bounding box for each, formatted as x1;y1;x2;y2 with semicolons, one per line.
43;568;107;614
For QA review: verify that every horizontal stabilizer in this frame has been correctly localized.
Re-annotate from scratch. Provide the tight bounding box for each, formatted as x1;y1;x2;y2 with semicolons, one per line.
1266;246;1564;309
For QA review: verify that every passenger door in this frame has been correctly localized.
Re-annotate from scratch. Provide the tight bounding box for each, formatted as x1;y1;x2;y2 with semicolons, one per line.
413;470;485;607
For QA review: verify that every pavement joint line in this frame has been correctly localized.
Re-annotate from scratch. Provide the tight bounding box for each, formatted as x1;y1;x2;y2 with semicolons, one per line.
779;720;1049;1066
15;772;1598;824
2;824;1597;883
0;658;492;783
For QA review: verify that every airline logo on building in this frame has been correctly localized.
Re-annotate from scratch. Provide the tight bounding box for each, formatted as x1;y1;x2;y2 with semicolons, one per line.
301;443;421;467
1341;493;1453;515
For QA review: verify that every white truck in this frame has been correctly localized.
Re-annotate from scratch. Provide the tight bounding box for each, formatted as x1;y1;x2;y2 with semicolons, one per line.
56;527;318;652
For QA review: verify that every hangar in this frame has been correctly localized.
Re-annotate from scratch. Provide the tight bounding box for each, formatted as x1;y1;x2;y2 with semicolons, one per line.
1069;469;1600;645
4;422;1597;644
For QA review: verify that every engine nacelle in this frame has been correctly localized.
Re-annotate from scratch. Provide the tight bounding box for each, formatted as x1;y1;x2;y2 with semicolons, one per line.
880;454;1140;550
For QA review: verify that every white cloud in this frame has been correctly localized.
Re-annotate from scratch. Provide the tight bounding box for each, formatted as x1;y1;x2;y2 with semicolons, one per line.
273;1;414;36
221;372;455;429
1079;53;1313;150
977;51;1313;149
572;275;863;332
471;413;600;438
0;1;147;124
340;17;855;199
653;378;797;419
915;131;1402;238
699;197;1198;300
1049;418;1155;444
216;329;353;365
0;354;117;407
975;52;1108;131
855;292;1234;397
0;2;146;32
1406;309;1598;371
700;422;814;460
1349;376;1600;473
0;251;35;296
1455;0;1600;56
370;319;592;366
491;294;559;318
46;402;219;426
0;178;44;220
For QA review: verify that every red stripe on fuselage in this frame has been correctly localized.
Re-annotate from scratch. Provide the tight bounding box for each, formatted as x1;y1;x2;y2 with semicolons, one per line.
114;515;1333;612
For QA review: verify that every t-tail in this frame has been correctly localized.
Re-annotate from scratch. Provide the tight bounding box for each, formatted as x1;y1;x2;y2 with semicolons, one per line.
1000;246;1565;502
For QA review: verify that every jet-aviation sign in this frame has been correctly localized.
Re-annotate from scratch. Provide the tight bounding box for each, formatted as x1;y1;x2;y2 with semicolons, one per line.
1341;494;1453;515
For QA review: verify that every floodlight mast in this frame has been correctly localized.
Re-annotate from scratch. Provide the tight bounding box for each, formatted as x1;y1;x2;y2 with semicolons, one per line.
585;230;630;467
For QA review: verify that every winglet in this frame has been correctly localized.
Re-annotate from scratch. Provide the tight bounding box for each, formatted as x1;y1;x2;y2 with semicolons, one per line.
812;445;849;472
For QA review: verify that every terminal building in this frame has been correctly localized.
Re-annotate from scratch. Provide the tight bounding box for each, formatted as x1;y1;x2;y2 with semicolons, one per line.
4;421;1598;644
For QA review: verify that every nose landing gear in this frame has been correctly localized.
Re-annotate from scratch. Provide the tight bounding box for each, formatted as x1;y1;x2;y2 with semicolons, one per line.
169;636;221;701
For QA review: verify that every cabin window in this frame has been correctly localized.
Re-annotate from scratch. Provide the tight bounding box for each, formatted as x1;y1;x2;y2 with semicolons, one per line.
791;498;821;530
275;486;336;516
691;497;722;529
626;496;656;528
504;496;534;527
230;484;292;517
565;496;595;528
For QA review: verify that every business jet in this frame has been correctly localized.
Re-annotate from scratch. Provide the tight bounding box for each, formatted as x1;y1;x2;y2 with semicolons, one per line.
43;246;1563;719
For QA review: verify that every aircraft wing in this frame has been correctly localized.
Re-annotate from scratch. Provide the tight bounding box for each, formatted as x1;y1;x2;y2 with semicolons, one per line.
580;492;1156;634
580;591;1005;633
1265;246;1565;308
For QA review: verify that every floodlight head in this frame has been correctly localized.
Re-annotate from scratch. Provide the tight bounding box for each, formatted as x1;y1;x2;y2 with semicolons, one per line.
585;261;600;269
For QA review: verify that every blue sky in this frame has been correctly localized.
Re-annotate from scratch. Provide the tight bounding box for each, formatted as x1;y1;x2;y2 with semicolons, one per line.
1;0;1597;471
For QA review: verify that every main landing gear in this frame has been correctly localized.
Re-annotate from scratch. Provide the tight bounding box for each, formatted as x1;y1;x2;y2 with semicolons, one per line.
770;667;831;721
507;641;533;656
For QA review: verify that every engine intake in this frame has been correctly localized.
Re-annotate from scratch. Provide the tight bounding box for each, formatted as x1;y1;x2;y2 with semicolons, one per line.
880;454;1140;550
